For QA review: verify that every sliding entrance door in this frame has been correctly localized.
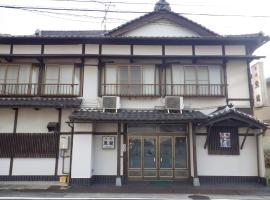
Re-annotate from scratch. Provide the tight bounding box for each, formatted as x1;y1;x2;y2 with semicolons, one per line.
128;135;188;180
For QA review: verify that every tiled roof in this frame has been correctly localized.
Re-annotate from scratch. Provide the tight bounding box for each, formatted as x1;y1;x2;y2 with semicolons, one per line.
69;109;207;122
37;30;107;37
0;97;82;108
204;106;267;129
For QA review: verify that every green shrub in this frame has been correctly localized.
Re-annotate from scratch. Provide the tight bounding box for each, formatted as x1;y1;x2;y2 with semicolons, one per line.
265;150;270;168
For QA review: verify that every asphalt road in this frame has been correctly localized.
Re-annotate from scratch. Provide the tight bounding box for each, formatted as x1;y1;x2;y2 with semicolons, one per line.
0;192;270;200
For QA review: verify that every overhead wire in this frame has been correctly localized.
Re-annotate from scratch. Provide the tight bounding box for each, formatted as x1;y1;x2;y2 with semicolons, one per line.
0;4;270;18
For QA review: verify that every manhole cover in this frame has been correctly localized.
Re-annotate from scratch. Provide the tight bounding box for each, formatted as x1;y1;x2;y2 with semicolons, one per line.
188;195;210;200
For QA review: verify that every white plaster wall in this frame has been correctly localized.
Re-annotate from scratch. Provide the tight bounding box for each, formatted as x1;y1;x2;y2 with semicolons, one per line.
61;109;73;132
74;123;93;132
95;123;117;132
16;108;58;133
12;158;55;175
92;135;117;175
85;44;99;54
13;45;41;54
102;45;130;55
133;45;162;55
225;45;246;55
197;136;257;176
228;100;251;108
71;134;93;178
83;66;98;99
0;158;10;175
119;97;226;111
124;19;199;37
165;45;192;56
227;60;249;99
44;45;82;54
258;135;265;177
195;45;222;56
0;45;10;54
0;109;15;133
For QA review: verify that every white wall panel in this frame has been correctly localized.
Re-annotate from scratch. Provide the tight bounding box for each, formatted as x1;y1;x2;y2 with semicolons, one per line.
12;158;55;175
16;108;58;133
0;109;15;133
74;123;93;132
165;45;192;56
225;45;246;55
44;45;82;54
85;44;99;54
0;45;10;54
197;136;257;176
95;123;117;132
195;45;222;55
0;158;10;175
13;45;41;54
124;19;199;37
133;45;162;55
102;45;130;55
83;66;98;99
92;135;117;175
227;60;249;99
71;134;93;178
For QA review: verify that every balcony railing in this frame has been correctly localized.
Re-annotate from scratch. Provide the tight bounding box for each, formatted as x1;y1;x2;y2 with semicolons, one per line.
0;83;80;97
101;84;226;97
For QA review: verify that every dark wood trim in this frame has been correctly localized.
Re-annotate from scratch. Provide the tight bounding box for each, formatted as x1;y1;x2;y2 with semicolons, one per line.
227;98;251;101
82;43;86;55
10;44;13;54
192;45;196;64
117;122;121;177
55;108;62;176
68;124;74;184
130;44;134;63
9;108;18;176
123;124;128;184
222;45;228;105
246;60;254;114
97;59;103;97
99;44;102;55
191;123;198;178
199;176;264;184
162;44;165;56
0;176;58;181
196;132;255;136
0;54;264;61
204;126;212;149
240;126;250;150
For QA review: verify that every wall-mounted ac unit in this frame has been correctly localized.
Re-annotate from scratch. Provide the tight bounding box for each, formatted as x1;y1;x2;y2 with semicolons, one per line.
165;96;184;112
102;96;120;112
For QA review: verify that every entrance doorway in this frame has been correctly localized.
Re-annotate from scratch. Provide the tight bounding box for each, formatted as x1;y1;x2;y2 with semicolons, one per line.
127;124;189;180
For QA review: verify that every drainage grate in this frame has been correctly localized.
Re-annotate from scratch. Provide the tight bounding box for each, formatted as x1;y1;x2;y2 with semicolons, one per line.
188;195;210;200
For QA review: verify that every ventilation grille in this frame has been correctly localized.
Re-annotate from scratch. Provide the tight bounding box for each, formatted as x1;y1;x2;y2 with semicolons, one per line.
102;96;120;110
165;96;183;110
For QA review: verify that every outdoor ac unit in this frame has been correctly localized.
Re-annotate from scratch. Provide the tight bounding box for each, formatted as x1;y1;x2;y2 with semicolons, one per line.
102;96;120;112
165;96;184;112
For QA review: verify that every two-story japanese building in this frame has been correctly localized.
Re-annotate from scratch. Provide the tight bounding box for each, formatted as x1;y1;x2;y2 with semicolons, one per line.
0;0;269;186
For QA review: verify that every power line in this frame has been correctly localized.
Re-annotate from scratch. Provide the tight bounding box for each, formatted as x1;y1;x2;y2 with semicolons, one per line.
1;4;270;18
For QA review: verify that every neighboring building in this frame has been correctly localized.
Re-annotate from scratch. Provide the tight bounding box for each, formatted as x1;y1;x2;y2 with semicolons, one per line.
0;0;269;186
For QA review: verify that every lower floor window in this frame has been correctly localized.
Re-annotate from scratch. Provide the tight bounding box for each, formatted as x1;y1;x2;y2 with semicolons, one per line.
208;126;239;155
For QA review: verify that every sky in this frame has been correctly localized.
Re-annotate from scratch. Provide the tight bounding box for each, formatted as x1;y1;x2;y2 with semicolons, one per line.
0;0;269;77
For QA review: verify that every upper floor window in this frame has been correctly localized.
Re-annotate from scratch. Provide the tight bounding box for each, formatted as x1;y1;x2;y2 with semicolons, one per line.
166;65;224;96
102;64;159;96
0;64;38;96
44;64;81;96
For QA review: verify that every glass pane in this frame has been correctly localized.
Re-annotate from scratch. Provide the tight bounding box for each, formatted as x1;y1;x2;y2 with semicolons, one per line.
130;66;141;95
129;137;141;168
0;66;6;95
184;67;196;95
160;137;172;169
175;137;187;168
119;66;128;95
18;65;31;95
128;124;155;134
143;137;156;169
159;125;187;133
45;65;59;95
59;65;73;95
6;66;19;83
197;66;209;95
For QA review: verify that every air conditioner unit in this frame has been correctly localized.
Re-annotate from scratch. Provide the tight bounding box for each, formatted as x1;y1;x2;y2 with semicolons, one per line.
102;96;120;112
165;96;184;112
